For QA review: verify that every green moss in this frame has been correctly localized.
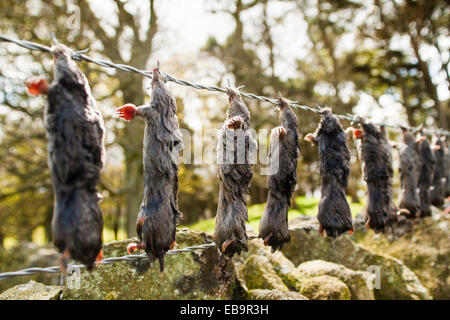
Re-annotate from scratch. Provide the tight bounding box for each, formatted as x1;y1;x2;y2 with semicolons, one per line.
59;229;237;300
355;213;449;299
296;275;351;300
0;281;63;300
248;289;308;300
297;260;374;300
281;227;432;300
241;255;288;292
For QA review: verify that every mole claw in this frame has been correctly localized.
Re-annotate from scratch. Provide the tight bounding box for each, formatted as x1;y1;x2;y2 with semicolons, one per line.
116;104;137;120
277;127;286;138
221;238;235;253
24;77;48;96
59;248;71;273
127;243;138;254
226;116;242;130
263;232;273;246
94;250;103;266
318;224;326;237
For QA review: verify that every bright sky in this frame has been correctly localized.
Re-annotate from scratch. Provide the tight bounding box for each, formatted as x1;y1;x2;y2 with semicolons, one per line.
137;0;448;129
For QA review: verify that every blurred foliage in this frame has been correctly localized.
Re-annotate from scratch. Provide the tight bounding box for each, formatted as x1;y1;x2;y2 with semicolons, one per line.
185;195;366;234
0;0;448;248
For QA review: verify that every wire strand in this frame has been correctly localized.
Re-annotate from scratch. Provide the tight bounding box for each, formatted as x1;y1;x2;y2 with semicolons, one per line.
0;34;448;137
0;35;443;280
0;220;359;281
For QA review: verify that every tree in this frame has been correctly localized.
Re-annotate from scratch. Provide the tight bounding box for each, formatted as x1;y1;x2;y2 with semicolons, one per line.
355;0;449;129
0;0;160;238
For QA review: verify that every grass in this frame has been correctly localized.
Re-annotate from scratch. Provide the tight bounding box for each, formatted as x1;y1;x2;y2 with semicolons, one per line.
3;196;365;249
4;225;129;250
185;195;366;234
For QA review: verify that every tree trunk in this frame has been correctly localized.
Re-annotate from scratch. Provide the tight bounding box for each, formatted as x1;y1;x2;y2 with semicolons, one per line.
44;207;53;243
119;73;145;238
400;82;416;127
114;202;121;241
410;34;448;130
0;232;4;249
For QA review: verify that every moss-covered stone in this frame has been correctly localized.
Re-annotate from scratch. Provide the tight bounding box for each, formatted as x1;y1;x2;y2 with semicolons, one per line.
295;275;351;300
243;239;303;291
355;211;449;299
58;229;237;300
0;243;60;293
248;289;308;300
239;239;363;300
297;260;375;300
282;219;431;300
0;281;62;300
240;255;288;292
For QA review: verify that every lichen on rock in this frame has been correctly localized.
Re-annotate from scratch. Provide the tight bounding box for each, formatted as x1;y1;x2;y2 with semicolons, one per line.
0;281;62;300
282;218;432;300
297;260;374;300
240;254;288;292
355;211;449;299
248;289;308;300
239;238;355;300
59;229;237;300
295;275;351;300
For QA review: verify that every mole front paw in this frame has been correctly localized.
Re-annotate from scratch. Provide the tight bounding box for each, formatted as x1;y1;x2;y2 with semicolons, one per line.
318;223;326;237
221;238;236;252
116;104;137;120
127;242;145;254
226;116;243;130
274;127;286;138
263;232;273;246
24;77;48;96
304;133;315;145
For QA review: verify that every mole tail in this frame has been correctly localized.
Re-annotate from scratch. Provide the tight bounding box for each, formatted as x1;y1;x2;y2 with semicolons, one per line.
53;188;102;268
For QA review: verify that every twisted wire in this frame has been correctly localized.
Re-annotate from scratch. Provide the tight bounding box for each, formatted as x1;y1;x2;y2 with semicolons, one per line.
0;219;361;281
0;34;448;136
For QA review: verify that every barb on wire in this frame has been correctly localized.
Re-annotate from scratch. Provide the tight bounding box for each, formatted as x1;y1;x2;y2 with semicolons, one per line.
0;34;448;136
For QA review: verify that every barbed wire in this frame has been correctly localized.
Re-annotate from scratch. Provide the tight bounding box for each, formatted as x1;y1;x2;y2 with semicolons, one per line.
0;242;217;281
0;34;448;137
0;219;368;281
0;35;441;281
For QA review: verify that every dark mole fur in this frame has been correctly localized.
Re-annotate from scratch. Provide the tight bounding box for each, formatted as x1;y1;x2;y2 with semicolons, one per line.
46;45;105;270
307;108;353;238
214;88;257;257
131;69;183;272
258;98;299;251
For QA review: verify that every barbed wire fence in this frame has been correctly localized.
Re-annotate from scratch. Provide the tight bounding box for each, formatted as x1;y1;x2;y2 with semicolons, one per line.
0;220;369;281
0;35;444;281
1;34;449;137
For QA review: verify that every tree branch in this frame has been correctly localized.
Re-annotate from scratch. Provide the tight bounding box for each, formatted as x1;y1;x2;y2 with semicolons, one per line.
77;0;122;62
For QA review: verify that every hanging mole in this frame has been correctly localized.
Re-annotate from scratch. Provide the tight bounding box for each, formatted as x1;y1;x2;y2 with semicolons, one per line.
379;126;400;221
24;44;105;271
258;95;299;252
416;127;436;217
352;119;390;233
396;127;422;218
430;135;445;208
444;138;450;198
378;126;412;235
116;67;183;272
304;108;353;238
215;86;257;257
